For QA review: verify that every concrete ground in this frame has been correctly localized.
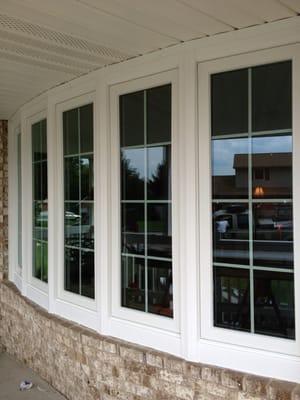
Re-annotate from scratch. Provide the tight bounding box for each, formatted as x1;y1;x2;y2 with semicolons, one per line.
0;353;66;400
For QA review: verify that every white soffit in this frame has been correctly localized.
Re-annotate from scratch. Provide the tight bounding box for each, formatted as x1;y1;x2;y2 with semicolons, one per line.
0;0;299;119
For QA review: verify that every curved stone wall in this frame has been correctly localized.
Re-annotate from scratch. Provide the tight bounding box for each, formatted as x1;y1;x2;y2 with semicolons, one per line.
0;281;299;400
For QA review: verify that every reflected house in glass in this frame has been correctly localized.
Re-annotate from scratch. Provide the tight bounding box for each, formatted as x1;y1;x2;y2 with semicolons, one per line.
234;152;292;198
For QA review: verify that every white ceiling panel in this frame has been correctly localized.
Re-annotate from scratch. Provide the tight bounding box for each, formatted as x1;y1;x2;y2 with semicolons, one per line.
0;0;298;119
279;0;300;13
231;0;296;22
179;0;264;28
79;0;232;40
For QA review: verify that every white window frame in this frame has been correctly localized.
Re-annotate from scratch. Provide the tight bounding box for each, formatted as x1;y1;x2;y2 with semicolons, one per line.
198;45;300;356
8;113;22;291
19;96;49;308
55;92;97;311
109;70;180;334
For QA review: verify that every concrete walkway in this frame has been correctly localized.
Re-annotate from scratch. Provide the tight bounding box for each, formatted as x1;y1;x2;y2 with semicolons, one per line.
0;353;66;400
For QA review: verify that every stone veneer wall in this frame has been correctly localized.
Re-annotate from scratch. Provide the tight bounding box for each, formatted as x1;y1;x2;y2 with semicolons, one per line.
0;282;300;400
0;120;8;280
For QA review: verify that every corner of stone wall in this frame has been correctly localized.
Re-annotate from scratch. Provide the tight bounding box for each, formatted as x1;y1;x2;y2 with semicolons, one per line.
0;120;8;282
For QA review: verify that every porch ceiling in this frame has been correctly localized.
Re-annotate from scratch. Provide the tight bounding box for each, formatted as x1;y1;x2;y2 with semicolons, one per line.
0;0;299;119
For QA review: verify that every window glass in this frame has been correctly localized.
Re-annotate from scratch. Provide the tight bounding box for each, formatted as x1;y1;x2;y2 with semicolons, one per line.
211;61;294;339
120;84;173;317
212;138;248;199
120;91;144;147
32;119;48;282
63;103;94;299
252;61;292;132
211;69;248;136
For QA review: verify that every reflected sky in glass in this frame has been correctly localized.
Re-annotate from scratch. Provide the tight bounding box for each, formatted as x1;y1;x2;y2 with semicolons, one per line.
212;138;248;176
122;148;145;179
252;134;292;155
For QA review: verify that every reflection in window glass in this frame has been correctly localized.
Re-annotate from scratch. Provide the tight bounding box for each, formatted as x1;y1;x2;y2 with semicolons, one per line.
120;84;173;317
212;138;248;199
211;61;294;339
214;267;250;332
213;203;249;265
252;135;292;199
253;203;293;268
32;119;48;282
254;270;294;339
121;148;144;200
122;256;145;312
63;103;94;299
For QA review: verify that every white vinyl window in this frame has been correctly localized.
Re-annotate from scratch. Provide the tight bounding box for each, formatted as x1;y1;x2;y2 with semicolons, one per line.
199;48;300;356
110;70;180;334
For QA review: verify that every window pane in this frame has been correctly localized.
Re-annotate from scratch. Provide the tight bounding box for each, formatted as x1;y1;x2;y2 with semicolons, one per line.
80;104;93;153
33;240;42;280
211;69;248;136
32;120;47;283
121;256;145;312
63;108;79;155
211;62;294;339
147;145;171;200
32;122;41;162
254;270;294;339
64;156;80;200
252;61;292;132
147;204;172;259
33;201;42;240
63;105;95;298
121;148;145;201
212;137;248;199
65;203;80;247
81;203;94;250
122;203;145;256
33;163;42;200
120;84;172;317
148;259;173;317
65;247;80;294
120;91;144;147
214;267;250;332
252;134;292;199
81;155;94;200
147;84;171;144
41;242;48;283
40;201;48;241
213;203;249;265
81;250;94;298
253;203;293;268
40;119;47;160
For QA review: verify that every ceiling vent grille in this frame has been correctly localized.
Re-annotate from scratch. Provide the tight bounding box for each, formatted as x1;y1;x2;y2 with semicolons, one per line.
0;13;130;61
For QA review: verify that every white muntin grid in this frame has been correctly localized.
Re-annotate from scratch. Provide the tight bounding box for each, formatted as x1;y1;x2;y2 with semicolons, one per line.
63;105;94;298
211;63;294;337
120;87;172;315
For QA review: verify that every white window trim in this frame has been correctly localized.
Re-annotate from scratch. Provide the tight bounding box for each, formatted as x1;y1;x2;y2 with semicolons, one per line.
198;45;300;357
109;70;180;334
54;91;98;312
8;112;22;291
